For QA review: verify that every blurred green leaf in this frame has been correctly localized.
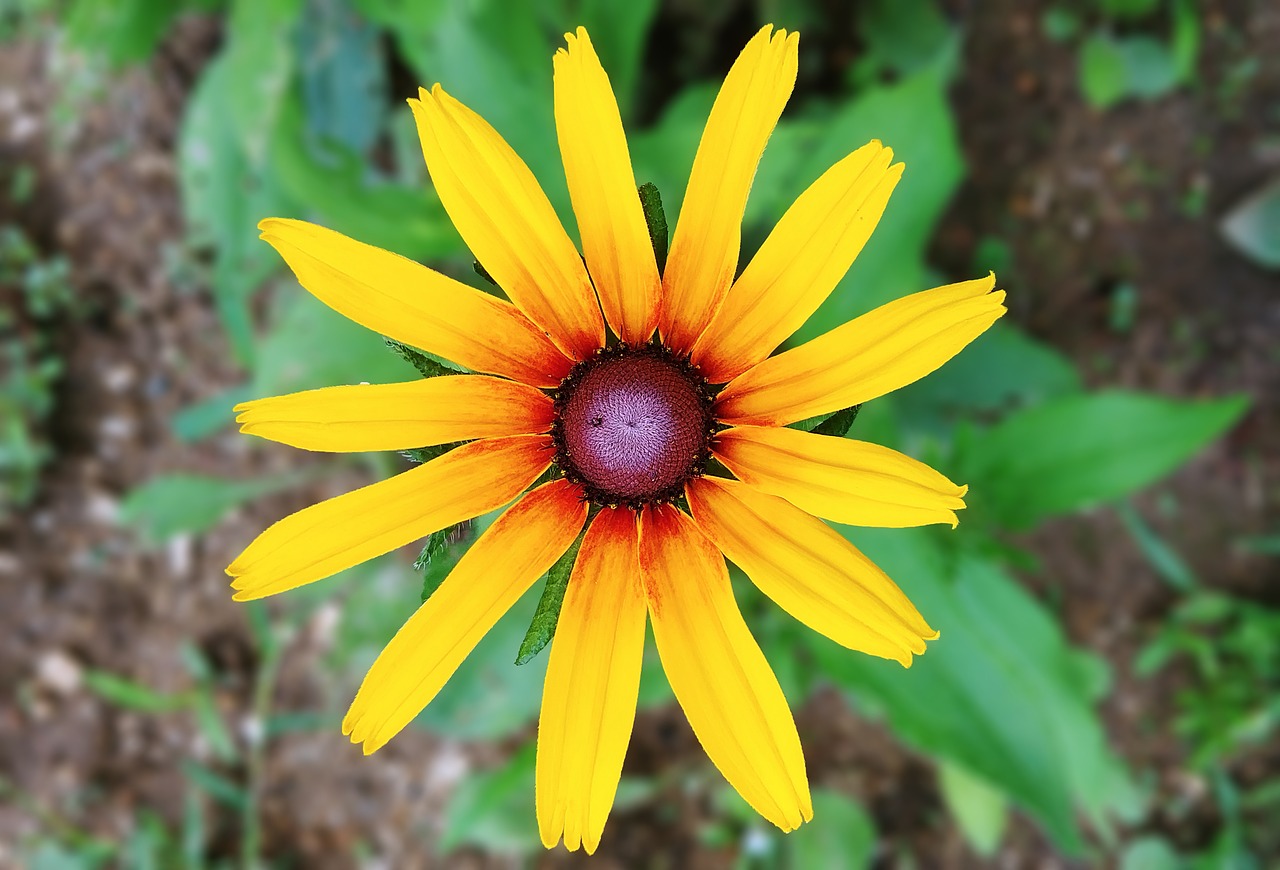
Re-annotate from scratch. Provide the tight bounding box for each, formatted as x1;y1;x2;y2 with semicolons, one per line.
812;530;1140;851
178;54;293;364
65;0;185;67
440;742;538;854
1220;177;1280;270
181;761;248;811
787;789;876;869
1080;34;1129;108
295;0;387;154
1116;502;1197;591
1120;836;1182;870
854;0;952;80
895;322;1081;432
224;0;301;164
1042;7;1082;42
960;390;1247;530
171;384;255;443
121;472;302;542
84;671;183;713
939;761;1008;856
792;63;966;337
1170;0;1200;80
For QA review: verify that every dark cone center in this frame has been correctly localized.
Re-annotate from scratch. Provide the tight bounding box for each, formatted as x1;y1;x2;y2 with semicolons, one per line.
554;346;712;507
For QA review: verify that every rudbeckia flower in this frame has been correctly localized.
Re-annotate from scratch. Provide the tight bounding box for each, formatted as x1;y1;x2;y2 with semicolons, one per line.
229;25;1005;853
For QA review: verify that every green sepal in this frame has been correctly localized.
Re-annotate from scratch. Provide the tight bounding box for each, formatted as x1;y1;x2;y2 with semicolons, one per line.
514;526;586;665
638;182;668;273
384;337;460;379
473;260;498;287
790;404;863;436
402;441;462;465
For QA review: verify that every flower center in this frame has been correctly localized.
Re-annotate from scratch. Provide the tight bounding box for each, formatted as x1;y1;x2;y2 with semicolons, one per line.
552;344;714;508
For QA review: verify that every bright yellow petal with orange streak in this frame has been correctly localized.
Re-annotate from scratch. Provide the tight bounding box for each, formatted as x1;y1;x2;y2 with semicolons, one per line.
691;141;902;383
658;25;799;353
234;375;554;453
343;479;586;754
258;219;572;388
638;505;811;832
226;435;552;601
554;28;659;345
410;87;604;360
537;507;645;855
686;476;937;666
717;274;1006;426
714;426;967;529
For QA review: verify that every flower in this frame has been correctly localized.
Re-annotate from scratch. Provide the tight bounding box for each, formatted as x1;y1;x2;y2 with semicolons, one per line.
229;24;1005;854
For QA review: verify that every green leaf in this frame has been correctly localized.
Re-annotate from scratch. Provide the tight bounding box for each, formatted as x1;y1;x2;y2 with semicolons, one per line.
787;789;876;869
792;63;966;336
171;384;255;443
1170;0;1201;80
83;670;183;713
895;321;1082;433
515;528;585;665
567;0;660;118
1119;836;1182;870
440;742;538;854
1042;7;1082;42
811;530;1141;852
939;761;1008;856
855;0;952;78
178;54;292;364
1220;176;1280;270
294;0;387;155
121;472;303;543
810;405;862;437
224;0;300;165
65;0;183;66
638;182;669;274
181;761;248;811
416;521;473;602
961;390;1248;530
1116;502;1197;591
383;337;461;379
1080;34;1129;108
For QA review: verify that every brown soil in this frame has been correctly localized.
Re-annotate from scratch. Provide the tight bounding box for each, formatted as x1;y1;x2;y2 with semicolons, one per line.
2;1;1277;867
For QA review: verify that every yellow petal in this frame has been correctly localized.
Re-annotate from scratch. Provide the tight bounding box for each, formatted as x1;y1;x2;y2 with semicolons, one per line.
554;28;659;345
638;504;811;831
537;507;645;855
658;25;799;353
686;476;937;666
258;219;572;388
410;86;604;359
713;426;967;529
343;479;586;754
717;274;1006;426
234;375;554;452
691;142;903;383
227;435;552;600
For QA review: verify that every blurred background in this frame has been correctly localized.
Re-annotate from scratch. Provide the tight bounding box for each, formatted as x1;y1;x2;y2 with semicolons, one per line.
1;0;1277;866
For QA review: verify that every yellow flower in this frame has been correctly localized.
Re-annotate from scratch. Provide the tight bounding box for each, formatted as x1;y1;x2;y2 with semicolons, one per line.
229;25;1005;854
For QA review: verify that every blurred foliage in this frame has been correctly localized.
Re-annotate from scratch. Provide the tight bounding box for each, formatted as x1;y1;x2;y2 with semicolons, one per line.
6;0;1267;865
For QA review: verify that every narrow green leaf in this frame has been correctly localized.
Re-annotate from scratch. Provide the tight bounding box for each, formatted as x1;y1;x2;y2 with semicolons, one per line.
172;384;255;443
1220;176;1280;270
383;337;461;380
403;442;462;467
638;182;668;273
83;670;183;713
121;472;303;543
514;528;585;665
962;390;1248;530
1116;502;1197;591
811;404;862;437
181;761;248;811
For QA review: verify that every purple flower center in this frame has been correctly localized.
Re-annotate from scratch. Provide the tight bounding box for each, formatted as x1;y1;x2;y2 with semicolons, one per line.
554;346;712;507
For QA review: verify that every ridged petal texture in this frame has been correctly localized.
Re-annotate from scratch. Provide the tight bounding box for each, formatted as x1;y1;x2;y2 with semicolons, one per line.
714;426;967;528
258;219;572;387
717;274;1007;426
691;141;902;383
554;28;659;344
639;505;812;831
537;508;646;854
343;479;587;754
411;85;604;359
234;375;554;452
226;436;551;601
687;476;937;666
659;25;798;353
